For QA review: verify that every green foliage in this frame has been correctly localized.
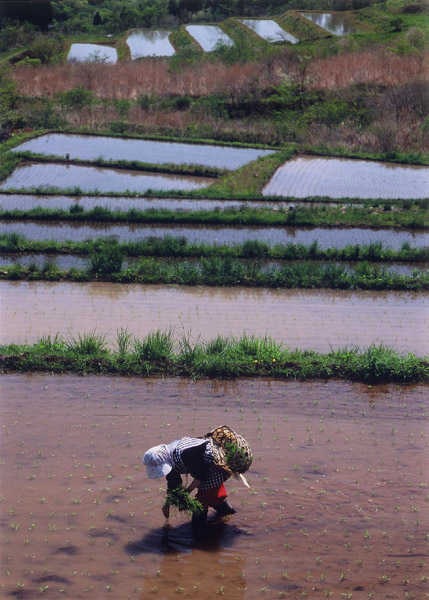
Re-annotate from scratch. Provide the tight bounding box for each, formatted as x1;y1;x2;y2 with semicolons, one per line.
57;86;96;110
87;244;124;275
165;487;204;516
1;335;427;383
134;329;174;361
65;330;108;356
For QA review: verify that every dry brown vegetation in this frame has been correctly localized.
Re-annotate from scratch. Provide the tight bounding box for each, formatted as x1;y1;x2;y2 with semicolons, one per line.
11;47;429;99
309;49;429;89
12;59;269;99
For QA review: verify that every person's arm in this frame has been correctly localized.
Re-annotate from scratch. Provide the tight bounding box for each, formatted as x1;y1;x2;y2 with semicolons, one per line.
185;478;201;494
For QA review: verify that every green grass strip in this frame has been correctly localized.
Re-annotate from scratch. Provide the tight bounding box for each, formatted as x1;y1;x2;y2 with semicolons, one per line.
1;234;428;263
0;205;427;229
1;259;428;291
0;332;427;383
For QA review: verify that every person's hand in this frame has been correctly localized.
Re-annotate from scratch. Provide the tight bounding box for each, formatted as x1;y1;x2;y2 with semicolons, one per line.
162;503;170;519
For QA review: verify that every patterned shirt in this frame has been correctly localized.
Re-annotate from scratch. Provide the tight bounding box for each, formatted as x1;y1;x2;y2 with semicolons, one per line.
172;437;229;490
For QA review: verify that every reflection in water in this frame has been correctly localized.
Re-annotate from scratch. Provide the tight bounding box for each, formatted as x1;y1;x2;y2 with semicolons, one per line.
11;134;275;169
0;162;213;194
298;12;361;35
1;281;427;354
1;220;428;249
67;43;118;63
263;156;429;199
239;19;298;43
127;522;247;599
126;29;175;58
0;193;336;212
186;25;233;52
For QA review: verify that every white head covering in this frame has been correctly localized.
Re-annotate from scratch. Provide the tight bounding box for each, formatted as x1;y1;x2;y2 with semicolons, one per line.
142;441;178;479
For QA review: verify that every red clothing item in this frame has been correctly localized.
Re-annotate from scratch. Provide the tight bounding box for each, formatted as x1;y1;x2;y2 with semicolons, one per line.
196;483;227;509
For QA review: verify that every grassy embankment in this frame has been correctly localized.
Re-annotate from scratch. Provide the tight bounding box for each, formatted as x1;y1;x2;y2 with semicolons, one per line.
1;255;428;290
0;203;427;228
0;330;427;383
1;234;427;263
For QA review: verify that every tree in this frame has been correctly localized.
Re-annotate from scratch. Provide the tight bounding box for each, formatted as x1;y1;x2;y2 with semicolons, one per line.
93;11;102;26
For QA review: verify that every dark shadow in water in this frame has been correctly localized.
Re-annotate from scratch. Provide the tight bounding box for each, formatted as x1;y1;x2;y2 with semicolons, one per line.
126;517;245;555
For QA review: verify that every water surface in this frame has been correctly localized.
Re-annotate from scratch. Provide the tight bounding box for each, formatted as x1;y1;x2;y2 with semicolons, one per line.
12;134;275;169
1;375;427;599
238;19;298;43
185;25;233;52
0;163;213;194
298;11;362;35
0;194;329;213
1;282;427;353
1;221;427;249
126;28;175;58
67;43;117;63
263;156;429;199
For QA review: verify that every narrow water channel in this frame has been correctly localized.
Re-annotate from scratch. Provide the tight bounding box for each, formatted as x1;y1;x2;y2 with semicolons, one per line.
1;221;427;249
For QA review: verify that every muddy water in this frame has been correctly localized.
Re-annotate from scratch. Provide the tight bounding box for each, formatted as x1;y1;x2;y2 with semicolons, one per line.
185;25;233;52
0;194;340;212
263;156;429;199
1;374;428;600
1;221;428;249
238;19;298;43
12;134;274;169
0;163;213;194
1;281;427;353
298;12;361;35
67;43;118;63
126;29;175;58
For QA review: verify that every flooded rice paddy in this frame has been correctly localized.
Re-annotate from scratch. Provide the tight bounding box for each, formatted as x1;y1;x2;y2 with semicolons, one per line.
298;12;362;35
185;25;233;52
238;19;298;43
126;29;175;58
1;374;428;600
263;157;429;199
0;194;324;213
0;163;213;194
1;221;427;249
12;134;275;169
1;281;427;353
67;43;118;63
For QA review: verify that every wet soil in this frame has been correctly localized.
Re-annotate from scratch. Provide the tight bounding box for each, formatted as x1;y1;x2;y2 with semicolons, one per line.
1;281;427;354
1;374;427;600
2;221;428;249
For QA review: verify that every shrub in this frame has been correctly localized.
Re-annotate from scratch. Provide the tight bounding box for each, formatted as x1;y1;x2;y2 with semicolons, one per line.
57;86;95;109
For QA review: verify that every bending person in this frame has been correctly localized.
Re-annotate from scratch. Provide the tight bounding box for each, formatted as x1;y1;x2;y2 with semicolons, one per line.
142;425;252;533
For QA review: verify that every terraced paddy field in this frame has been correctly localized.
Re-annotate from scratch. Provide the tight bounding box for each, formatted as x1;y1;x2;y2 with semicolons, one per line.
0;194;323;212
0;163;215;194
1;221;427;249
297;11;363;35
263;157;429;200
238;19;298;43
126;29;175;58
1;375;427;600
1;281;427;353
11;135;275;169
67;43;118;63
